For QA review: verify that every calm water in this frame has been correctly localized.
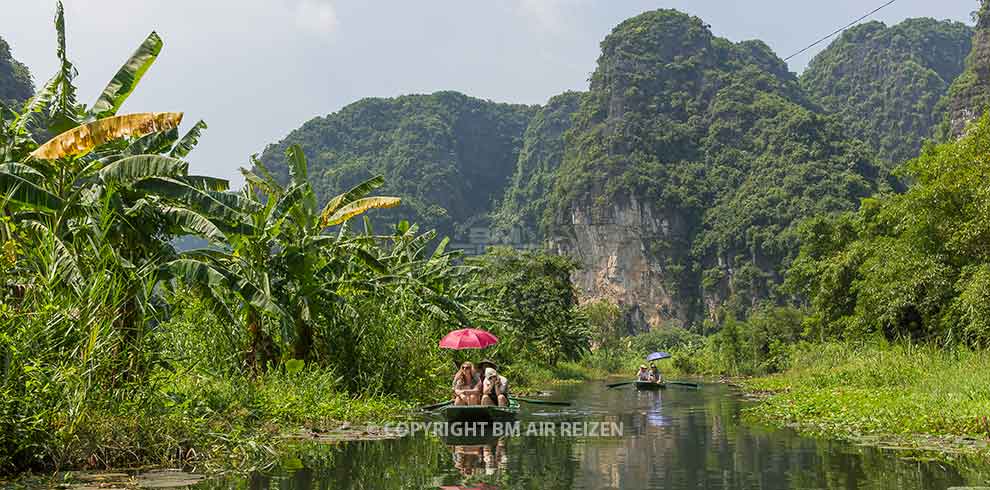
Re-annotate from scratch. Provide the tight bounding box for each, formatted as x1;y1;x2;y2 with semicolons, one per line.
197;382;990;489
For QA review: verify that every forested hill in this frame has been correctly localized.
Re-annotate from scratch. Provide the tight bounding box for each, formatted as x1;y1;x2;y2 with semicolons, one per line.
257;91;536;237
801;18;972;168
0;36;33;107
492;91;582;238
539;9;887;327
260;8;976;330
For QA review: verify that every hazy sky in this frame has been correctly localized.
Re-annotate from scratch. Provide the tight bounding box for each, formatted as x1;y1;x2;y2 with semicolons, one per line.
0;0;978;185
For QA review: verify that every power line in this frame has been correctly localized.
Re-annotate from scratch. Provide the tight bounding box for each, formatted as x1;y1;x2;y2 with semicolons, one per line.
783;0;901;62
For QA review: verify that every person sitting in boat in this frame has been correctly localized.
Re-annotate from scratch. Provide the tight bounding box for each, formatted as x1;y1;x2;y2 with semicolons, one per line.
481;367;509;407
649;362;662;383
452;361;481;405
637;365;651;381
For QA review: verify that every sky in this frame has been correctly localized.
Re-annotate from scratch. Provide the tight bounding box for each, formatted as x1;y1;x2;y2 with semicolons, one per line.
0;0;979;185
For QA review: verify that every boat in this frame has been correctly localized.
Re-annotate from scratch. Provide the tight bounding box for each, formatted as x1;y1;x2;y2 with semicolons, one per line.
437;399;520;422
634;380;666;390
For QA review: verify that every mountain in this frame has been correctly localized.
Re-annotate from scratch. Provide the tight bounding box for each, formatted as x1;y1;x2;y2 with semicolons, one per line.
0;36;33;107
945;0;990;138
257;91;536;237
492;91;582;239
801;18;972;168
260;9;974;331
544;10;881;328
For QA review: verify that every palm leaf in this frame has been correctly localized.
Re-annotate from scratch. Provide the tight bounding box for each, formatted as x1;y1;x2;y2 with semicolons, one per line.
320;175;385;219
321;196;400;228
125;128;179;156
0;172;63;211
268;184;306;226
286;144;308;187
165;258;230;289
48;1;79;135
98;154;188;183
134;177;244;223
31;112;183;160
170;120;207;158
88;31;163;120
177;175;230;192
0;163;45;184
161;206;226;243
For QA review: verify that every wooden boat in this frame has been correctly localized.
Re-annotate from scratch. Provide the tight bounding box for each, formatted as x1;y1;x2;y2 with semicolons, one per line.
438;399;520;422
634;380;666;390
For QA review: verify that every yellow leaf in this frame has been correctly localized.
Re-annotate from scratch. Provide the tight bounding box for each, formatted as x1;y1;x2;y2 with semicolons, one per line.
31;112;183;160
321;196;401;228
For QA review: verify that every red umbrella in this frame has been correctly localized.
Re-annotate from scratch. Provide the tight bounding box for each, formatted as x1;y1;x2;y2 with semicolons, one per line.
439;328;499;350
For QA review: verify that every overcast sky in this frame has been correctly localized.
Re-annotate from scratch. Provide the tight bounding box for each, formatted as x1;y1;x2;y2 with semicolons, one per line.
0;0;978;185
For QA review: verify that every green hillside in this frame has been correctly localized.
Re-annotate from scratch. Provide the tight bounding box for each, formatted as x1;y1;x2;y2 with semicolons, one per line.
257;91;536;237
547;9;883;323
801;18;972;167
493;91;582;238
0;36;32;107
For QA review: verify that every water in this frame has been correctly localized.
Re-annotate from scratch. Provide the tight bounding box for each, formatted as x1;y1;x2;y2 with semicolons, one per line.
197;382;990;489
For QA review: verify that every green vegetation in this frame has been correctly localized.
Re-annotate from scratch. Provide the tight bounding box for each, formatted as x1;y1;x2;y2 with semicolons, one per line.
787;113;990;345
257;92;537;238
802;18;972;168
0;36;32;108
0;6;589;475
746;341;990;442
493;91;581;237
548;9;881;324
5;1;990;477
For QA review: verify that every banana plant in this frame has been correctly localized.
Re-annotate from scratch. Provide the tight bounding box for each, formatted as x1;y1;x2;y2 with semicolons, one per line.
168;144;401;369
0;3;238;371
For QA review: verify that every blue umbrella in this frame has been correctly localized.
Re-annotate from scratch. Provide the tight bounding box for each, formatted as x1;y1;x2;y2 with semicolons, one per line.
646;352;671;361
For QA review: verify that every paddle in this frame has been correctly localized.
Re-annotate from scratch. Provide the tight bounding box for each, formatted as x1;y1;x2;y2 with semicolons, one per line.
420;400;453;411
606;381;635;389
666;380;700;388
510;397;572;406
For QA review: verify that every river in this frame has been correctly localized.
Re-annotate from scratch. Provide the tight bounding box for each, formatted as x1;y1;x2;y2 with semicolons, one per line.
195;381;990;489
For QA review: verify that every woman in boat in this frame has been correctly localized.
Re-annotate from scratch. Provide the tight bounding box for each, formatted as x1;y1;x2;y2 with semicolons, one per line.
649;362;662;383
452;361;481;405
481;367;509;407
637;365;650;381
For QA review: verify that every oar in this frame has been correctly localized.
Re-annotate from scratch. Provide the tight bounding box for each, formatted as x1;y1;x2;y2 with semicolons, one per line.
665;380;700;388
510;397;572;406
420;400;453;411
606;381;635;389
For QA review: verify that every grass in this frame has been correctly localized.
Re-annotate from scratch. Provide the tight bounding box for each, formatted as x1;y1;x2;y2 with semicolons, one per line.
744;341;990;442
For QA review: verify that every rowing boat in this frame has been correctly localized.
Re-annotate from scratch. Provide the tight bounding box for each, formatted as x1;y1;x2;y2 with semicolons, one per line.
437;399;520;422
634;380;666;390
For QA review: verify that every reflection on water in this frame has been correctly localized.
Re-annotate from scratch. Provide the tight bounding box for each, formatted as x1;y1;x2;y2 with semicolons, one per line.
196;383;990;489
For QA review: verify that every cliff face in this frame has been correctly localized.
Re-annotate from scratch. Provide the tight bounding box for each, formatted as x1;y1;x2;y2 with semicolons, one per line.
801;19;972;168
546;10;880;329
0;36;33;107
945;1;990;138
552;195;691;330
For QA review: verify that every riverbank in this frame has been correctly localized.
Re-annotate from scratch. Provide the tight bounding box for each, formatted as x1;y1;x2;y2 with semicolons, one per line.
738;341;990;458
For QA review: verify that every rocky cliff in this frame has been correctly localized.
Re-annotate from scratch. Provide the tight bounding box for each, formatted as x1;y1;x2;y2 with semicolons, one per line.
945;0;990;138
546;10;881;329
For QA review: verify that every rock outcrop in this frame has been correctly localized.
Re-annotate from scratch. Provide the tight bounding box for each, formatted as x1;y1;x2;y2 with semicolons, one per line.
945;0;990;138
